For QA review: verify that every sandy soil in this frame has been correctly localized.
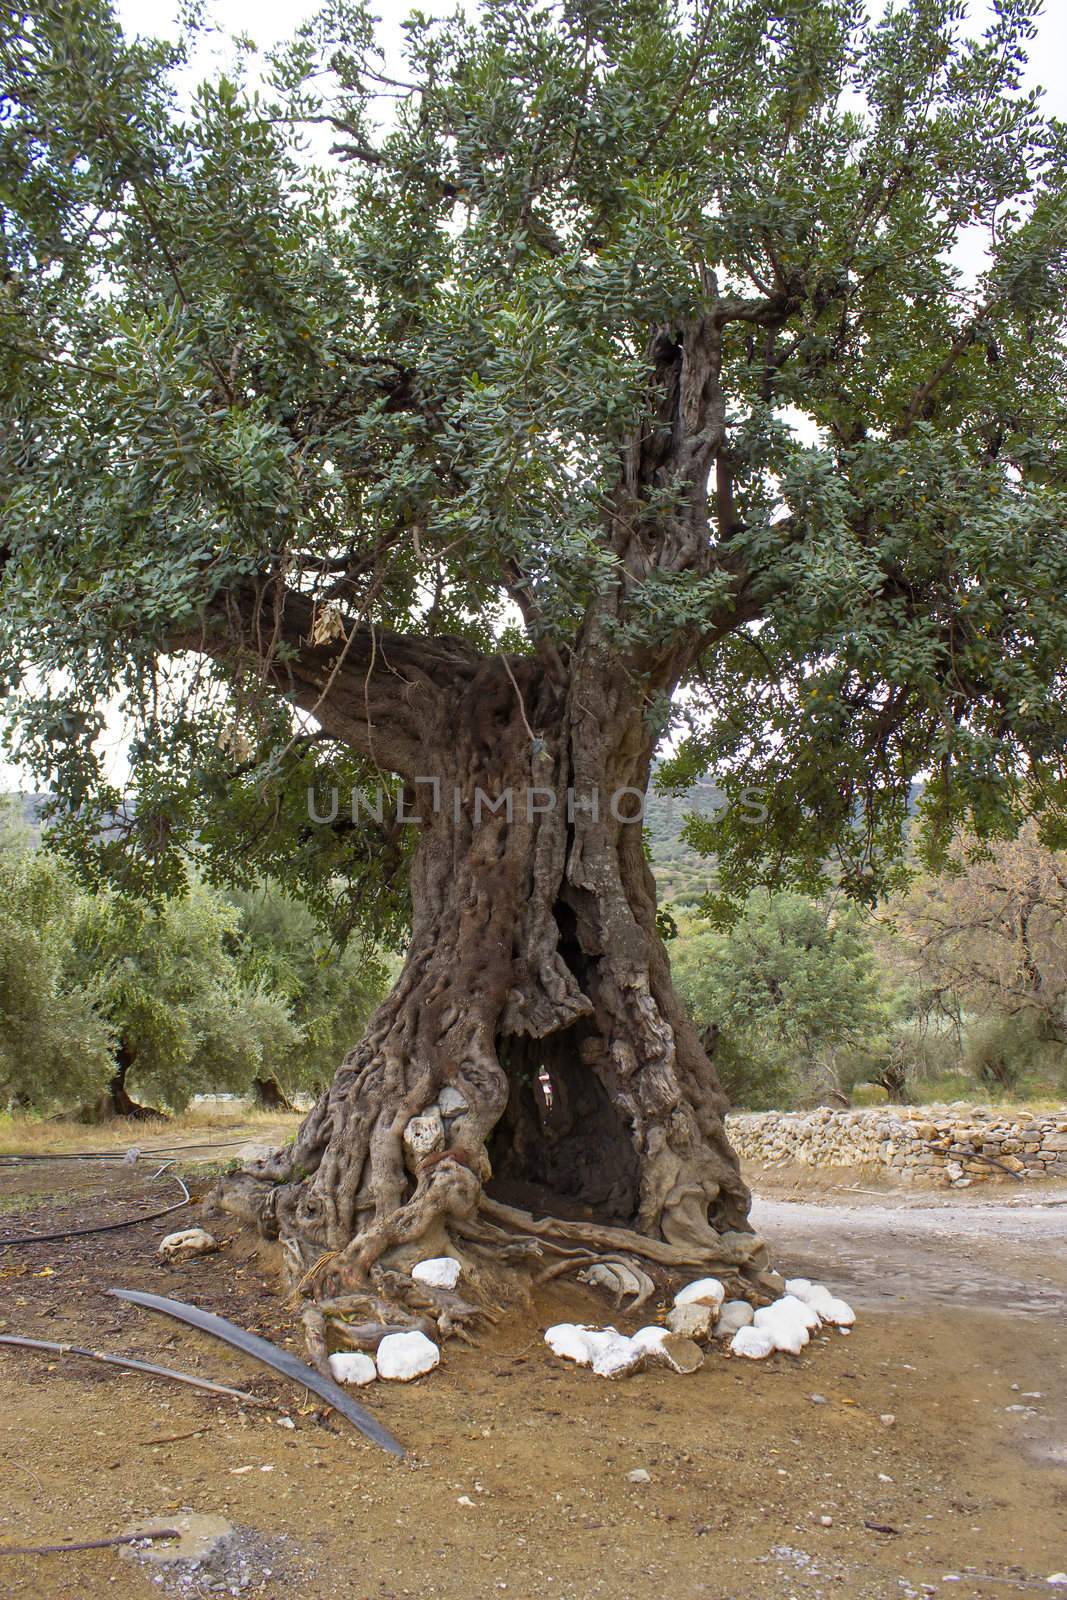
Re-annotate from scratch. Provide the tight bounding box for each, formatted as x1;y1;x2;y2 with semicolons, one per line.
0;1134;1064;1599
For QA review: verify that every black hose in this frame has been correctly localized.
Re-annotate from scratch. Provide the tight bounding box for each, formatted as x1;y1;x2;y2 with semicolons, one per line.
0;1174;190;1246
0;1137;259;1164
110;1287;406;1458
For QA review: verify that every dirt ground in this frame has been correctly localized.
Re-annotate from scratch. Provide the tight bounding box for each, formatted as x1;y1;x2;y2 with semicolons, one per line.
0;1129;1065;1600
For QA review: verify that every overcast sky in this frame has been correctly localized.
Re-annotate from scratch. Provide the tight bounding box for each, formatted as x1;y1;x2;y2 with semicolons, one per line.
112;0;1065;114
4;1;1064;791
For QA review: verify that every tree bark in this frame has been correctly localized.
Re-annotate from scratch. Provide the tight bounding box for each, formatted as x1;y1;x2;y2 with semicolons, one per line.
251;1076;296;1112
219;634;772;1319
204;312;780;1325
89;1042;166;1122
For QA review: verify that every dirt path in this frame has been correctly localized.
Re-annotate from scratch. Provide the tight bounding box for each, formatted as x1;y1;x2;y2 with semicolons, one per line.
752;1188;1067;1316
0;1156;1064;1599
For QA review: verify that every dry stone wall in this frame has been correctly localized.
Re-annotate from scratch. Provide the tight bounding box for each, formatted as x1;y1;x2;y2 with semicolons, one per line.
726;1105;1067;1187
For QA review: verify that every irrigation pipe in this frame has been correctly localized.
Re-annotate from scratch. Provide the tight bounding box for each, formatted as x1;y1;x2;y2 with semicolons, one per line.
0;1334;274;1408
111;1287;406;1458
0;1173;190;1246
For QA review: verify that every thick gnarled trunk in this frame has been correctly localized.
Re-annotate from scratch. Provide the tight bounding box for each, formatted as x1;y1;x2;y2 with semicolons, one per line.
223;640;770;1322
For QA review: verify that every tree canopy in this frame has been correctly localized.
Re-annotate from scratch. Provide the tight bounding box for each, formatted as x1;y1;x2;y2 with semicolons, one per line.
1;0;1066;918
0;805;386;1113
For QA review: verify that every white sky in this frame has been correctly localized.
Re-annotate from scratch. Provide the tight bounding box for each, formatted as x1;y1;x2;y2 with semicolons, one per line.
112;0;1067;112
3;0;1065;791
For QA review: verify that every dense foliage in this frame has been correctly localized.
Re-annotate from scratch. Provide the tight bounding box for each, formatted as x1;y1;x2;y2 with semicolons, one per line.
1;0;1066;921
671;892;895;1107
0;809;385;1113
0;814;115;1109
668;820;1067;1108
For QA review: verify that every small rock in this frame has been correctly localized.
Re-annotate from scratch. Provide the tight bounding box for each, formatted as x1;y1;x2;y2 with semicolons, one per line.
778;1293;821;1331
437;1086;469;1119
673;1277;726;1312
276;1416;296;1429
656;1332;704;1374
327;1350;377;1386
631;1326;704;1374
666;1301;716;1340
411;1256;461;1290
880;1413;896;1427
753;1300;812;1355
402;1110;445;1167
819;1515;833;1526
730;1325;776;1360
158;1227;218;1262
457;1495;476;1507
544;1323;595;1365
809;1394;829;1406
784;1278;855;1327
626;1468;651;1484
713;1300;754;1340
376;1330;440;1381
1047;1574;1067;1586
583;1328;644;1379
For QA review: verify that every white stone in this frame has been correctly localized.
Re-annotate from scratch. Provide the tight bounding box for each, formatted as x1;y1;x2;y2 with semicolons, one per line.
411;1256;461;1290
631;1325;669;1357
777;1292;822;1331
631;1326;704;1374
544;1324;643;1377
586;1329;643;1379
673;1277;726;1313
158;1227;218;1261
666;1301;715;1340
544;1323;595;1365
402;1110;445;1164
713;1300;754;1340
754;1300;812;1354
730;1326;776;1360
785;1278;856;1326
627;1468;651;1484
327;1351;377;1386
376;1330;440;1381
437;1086;469;1119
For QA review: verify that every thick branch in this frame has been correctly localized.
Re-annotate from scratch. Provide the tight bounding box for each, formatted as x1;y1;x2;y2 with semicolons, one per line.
169;583;483;777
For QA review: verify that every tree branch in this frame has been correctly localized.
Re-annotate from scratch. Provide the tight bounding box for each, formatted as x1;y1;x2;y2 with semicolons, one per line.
169;584;483;777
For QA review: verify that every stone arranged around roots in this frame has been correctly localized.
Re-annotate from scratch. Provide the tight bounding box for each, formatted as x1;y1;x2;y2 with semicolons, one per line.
375;1330;441;1381
327;1350;378;1386
411;1256;462;1290
543;1278;856;1377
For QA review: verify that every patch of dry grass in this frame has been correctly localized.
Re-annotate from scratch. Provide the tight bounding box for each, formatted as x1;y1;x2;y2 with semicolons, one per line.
0;1104;301;1157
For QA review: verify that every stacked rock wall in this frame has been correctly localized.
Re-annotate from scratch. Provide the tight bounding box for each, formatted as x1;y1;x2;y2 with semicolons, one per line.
726;1105;1067;1187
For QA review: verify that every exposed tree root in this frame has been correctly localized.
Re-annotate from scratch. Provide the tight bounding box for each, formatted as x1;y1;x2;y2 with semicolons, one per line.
476;1195;767;1275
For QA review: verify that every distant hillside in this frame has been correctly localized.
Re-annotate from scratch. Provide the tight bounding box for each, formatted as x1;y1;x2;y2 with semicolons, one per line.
1;792;50;844
645;772;925;906
644;773;721;906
